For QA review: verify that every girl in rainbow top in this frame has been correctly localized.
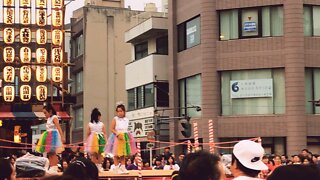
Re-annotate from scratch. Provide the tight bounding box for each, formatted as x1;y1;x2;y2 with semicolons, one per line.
105;103;136;174
36;103;64;154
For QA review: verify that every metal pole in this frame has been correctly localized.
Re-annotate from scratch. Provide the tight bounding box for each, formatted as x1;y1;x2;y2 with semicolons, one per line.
149;147;152;167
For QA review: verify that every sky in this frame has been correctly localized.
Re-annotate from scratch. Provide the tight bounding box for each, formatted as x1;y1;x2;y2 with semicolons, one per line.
65;0;162;23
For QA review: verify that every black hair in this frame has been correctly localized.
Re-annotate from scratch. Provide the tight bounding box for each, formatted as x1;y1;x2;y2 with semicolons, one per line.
43;103;57;116
0;158;13;180
116;104;126;112
90;108;101;123
231;153;260;178
166;156;176;165
267;164;320;180
64;157;98;180
179;151;221;180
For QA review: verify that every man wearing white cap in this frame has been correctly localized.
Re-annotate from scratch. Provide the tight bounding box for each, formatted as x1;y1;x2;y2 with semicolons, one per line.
231;140;268;180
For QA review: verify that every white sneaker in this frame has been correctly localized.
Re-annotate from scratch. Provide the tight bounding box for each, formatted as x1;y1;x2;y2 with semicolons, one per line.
119;164;129;174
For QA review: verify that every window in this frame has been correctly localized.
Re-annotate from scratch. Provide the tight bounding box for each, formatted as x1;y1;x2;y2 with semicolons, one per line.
134;42;148;60
221;69;285;115
75;107;83;128
127;82;169;111
72;34;84;58
219;6;283;40
156;36;168;55
305;68;320;114
304;5;320;36
179;75;202;117
76;71;83;93
178;16;201;51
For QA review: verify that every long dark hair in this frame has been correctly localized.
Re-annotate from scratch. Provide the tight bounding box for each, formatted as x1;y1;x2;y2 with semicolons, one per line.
43;103;57;116
91;108;101;123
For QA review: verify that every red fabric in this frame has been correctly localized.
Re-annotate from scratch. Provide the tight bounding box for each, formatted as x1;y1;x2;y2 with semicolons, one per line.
0;112;14;118
57;111;71;120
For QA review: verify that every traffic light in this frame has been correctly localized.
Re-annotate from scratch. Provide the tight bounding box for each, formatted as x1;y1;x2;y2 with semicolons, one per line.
181;117;191;138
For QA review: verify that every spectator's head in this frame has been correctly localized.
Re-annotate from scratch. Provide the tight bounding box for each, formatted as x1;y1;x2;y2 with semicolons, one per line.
47;152;60;166
167;156;175;165
273;155;281;165
0;158;15;180
64;157;98;180
262;155;269;164
301;149;310;157
164;147;170;153
292;155;301;164
155;157;162;166
231;140;268;178
179;151;223;180
171;171;180;180
302;157;312;165
178;153;185;161
267;164;320;180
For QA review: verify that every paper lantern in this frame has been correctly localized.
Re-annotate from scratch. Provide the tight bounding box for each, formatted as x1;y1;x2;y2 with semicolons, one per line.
20;28;31;44
51;48;63;64
36;29;47;44
52;0;63;8
36;48;47;63
52;67;63;82
20;0;31;6
36;66;47;82
20;85;31;101
52;29;63;46
20;66;31;82
3;86;15;102
36;85;47;101
4;8;14;24
3;47;15;63
36;0;47;8
20;8;31;25
36;9;47;26
20;47;31;63
4;28;14;44
52;10;63;27
3;66;15;83
4;0;15;6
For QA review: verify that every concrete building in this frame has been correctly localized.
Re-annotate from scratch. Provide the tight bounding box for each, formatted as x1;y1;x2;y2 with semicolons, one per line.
168;0;320;155
69;0;143;142
125;11;169;153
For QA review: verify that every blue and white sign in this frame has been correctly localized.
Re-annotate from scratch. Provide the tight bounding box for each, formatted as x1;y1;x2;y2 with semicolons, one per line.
243;22;257;32
230;79;273;98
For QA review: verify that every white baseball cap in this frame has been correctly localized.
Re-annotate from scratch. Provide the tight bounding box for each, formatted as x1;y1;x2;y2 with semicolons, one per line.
233;140;268;171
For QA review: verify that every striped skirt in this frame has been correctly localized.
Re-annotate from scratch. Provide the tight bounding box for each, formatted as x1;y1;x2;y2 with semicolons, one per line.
35;129;64;153
85;132;106;154
105;132;136;157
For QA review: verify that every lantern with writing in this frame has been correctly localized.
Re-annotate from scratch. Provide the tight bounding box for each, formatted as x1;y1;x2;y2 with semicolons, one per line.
3;66;15;83
52;67;63;82
3;47;15;63
4;28;14;44
20;8;31;25
20;66;31;82
20;0;31;6
20;85;31;101
4;0;15;6
52;10;63;27
36;29;47;44
20;47;31;63
52;29;63;46
51;48;63;64
4;8;14;24
36;0;47;8
36;9;47;26
36;85;47;101
36;48;47;63
3;86;15;102
36;66;47;82
20;28;31;44
52;0;63;8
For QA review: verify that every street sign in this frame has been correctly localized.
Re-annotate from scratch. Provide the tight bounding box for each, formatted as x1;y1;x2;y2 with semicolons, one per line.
146;143;155;148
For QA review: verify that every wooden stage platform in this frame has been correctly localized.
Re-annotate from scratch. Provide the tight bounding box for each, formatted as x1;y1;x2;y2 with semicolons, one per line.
98;170;174;180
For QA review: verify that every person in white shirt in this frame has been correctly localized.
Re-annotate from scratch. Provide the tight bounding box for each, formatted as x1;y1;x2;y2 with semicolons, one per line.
163;156;180;171
230;140;268;180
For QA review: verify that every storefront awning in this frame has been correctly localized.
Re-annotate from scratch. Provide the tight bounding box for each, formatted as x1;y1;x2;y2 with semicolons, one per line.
0;112;71;121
